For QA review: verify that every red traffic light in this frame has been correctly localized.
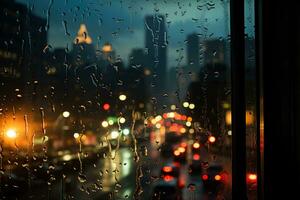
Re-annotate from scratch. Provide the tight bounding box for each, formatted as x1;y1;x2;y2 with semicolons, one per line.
103;103;110;110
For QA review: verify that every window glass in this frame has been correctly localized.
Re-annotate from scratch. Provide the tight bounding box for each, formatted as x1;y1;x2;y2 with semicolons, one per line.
245;0;258;199
1;0;232;199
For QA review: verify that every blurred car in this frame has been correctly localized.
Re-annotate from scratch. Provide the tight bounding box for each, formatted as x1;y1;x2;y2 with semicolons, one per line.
161;132;184;158
189;153;202;175
152;179;183;200
201;163;226;192
152;164;183;200
161;163;180;179
165;132;184;144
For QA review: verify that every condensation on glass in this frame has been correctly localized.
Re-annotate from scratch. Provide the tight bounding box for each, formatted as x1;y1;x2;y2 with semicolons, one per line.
0;0;236;199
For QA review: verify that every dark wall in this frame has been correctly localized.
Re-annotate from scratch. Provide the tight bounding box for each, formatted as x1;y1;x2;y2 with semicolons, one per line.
259;0;300;199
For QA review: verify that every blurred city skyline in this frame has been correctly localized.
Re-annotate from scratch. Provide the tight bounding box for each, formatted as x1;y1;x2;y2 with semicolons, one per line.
16;0;254;67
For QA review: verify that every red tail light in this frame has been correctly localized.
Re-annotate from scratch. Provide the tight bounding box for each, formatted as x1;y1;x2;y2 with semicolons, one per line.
193;154;200;160
248;173;257;182
163;175;174;182
202;174;209;181
163;166;173;173
220;172;229;183
163;113;168;119
180;142;187;148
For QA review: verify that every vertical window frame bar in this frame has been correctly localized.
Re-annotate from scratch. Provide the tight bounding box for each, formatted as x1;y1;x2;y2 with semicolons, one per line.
230;0;247;199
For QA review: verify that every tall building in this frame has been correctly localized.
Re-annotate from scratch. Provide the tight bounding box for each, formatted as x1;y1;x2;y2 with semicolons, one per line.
0;0;47;109
128;49;147;68
72;24;96;66
44;48;69;109
184;39;230;133
0;1;26;80
187;33;200;70
98;42;116;74
203;39;226;65
187;62;228;134
126;48;148;110
145;15;167;96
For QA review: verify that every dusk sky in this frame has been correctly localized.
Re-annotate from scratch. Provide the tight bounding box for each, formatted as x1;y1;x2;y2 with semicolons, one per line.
16;0;254;67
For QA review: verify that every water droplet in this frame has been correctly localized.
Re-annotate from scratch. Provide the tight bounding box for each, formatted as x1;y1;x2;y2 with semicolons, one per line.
49;164;55;170
99;170;103;177
80;185;85;191
78;173;87;183
141;146;148;156
49;176;56;182
22;163;29;168
213;50;217;56
93;183;101;190
187;183;196;191
202;161;209;169
214;71;220;78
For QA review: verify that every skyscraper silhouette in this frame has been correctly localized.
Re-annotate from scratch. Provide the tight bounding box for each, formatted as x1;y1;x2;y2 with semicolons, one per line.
187;33;200;70
72;24;96;65
145;15;167;96
0;0;47;108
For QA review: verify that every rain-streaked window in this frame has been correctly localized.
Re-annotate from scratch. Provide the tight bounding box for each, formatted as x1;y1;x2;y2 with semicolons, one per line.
0;0;256;199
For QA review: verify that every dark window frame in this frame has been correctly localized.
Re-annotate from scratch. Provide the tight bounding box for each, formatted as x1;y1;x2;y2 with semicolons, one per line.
231;0;300;199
